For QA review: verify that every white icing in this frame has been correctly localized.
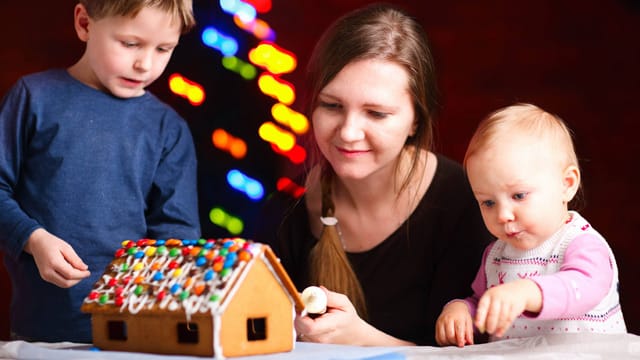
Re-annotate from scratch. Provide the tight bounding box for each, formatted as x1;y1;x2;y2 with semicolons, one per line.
301;286;327;314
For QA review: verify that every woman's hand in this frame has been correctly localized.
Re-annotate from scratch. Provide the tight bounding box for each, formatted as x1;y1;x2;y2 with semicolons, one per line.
295;287;414;346
24;228;91;288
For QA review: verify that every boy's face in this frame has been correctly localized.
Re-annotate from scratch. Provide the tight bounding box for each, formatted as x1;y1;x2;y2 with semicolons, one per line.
76;6;181;98
466;135;572;251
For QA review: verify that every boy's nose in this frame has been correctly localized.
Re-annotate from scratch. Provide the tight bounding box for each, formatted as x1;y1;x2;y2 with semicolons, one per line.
134;51;153;72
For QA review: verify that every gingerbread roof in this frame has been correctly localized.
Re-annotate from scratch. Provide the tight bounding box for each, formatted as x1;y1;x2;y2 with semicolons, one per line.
81;238;304;318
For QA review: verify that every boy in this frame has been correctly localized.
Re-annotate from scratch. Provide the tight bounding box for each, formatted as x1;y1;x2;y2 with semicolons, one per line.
0;0;200;342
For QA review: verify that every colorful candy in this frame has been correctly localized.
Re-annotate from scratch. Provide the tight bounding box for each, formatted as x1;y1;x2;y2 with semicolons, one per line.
84;238;255;313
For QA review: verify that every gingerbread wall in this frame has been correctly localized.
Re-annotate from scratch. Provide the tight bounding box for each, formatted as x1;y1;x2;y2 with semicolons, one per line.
1;0;638;340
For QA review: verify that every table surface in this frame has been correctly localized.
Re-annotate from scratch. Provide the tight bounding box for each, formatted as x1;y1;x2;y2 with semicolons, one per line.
2;333;640;360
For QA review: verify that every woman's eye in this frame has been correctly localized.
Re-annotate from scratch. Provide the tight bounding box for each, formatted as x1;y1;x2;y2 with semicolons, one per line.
368;110;388;119
122;41;137;48
319;101;340;110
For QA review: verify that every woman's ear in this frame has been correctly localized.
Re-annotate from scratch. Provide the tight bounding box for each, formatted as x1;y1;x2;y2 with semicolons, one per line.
562;165;581;202
74;3;91;42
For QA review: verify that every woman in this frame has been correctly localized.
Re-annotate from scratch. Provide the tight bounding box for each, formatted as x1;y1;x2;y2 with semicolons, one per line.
255;3;493;346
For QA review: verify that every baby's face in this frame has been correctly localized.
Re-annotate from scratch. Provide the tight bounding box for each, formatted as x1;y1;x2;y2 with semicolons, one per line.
466;136;570;250
80;6;182;98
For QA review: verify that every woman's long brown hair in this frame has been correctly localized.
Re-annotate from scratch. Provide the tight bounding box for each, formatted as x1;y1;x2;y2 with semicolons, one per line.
304;3;438;318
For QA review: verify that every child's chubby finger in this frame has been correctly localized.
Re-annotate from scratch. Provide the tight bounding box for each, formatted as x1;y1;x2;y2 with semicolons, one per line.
55;261;91;282
474;308;487;334
455;326;467;347
481;304;502;335
445;321;458;345
464;319;475;346
454;317;474;347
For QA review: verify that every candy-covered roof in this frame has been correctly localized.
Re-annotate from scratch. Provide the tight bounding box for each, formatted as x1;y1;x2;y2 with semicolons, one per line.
82;238;302;319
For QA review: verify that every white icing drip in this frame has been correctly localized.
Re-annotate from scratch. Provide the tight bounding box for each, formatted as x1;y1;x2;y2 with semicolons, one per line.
128;294;148;314
168;301;179;311
212;313;223;359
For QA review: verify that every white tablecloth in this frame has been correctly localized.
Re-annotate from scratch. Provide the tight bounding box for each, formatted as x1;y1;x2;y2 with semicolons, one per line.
1;333;639;359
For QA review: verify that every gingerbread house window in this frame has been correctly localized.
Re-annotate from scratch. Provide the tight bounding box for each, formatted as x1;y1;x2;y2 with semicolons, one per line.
107;320;127;341
247;317;267;341
177;322;199;344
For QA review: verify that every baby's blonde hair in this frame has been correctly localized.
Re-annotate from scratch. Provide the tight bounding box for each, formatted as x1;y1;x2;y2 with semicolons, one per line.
464;103;579;171
78;0;195;34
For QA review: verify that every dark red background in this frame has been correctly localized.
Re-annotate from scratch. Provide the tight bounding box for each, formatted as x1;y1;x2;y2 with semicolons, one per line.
1;0;638;340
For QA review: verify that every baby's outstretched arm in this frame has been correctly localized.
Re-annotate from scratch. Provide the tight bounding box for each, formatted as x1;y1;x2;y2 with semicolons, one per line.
474;279;542;337
24;228;91;288
435;300;475;347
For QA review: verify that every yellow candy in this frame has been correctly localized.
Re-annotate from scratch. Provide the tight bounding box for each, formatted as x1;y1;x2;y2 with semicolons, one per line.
145;247;157;256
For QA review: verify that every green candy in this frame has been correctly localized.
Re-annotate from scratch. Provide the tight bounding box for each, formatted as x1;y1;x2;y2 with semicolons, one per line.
99;294;108;304
134;285;144;296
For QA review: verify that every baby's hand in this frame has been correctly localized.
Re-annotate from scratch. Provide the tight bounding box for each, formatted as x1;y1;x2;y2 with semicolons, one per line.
24;228;91;288
435;300;474;347
475;279;542;337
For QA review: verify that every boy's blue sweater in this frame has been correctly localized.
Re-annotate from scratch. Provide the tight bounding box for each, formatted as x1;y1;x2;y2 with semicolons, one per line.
0;69;201;342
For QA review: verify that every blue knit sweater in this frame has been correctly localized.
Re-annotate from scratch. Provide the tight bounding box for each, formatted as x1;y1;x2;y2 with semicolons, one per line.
0;69;201;342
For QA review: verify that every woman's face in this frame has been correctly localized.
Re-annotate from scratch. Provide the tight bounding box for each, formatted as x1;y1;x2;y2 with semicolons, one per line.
312;59;416;181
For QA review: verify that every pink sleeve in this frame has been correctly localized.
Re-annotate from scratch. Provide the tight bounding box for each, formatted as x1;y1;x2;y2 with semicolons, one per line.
528;234;613;319
462;242;494;318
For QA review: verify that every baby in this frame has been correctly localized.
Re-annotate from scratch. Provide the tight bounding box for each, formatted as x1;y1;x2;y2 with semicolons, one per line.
435;103;626;347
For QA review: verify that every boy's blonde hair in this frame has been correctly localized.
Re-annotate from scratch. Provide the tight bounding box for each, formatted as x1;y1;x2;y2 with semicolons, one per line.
464;103;579;170
78;0;196;33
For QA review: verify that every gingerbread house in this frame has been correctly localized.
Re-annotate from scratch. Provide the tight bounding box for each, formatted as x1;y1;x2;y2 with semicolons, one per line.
81;238;305;358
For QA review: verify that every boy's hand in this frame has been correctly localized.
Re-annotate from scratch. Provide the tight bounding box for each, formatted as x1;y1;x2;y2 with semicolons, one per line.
435;300;474;347
475;279;542;338
24;228;91;288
